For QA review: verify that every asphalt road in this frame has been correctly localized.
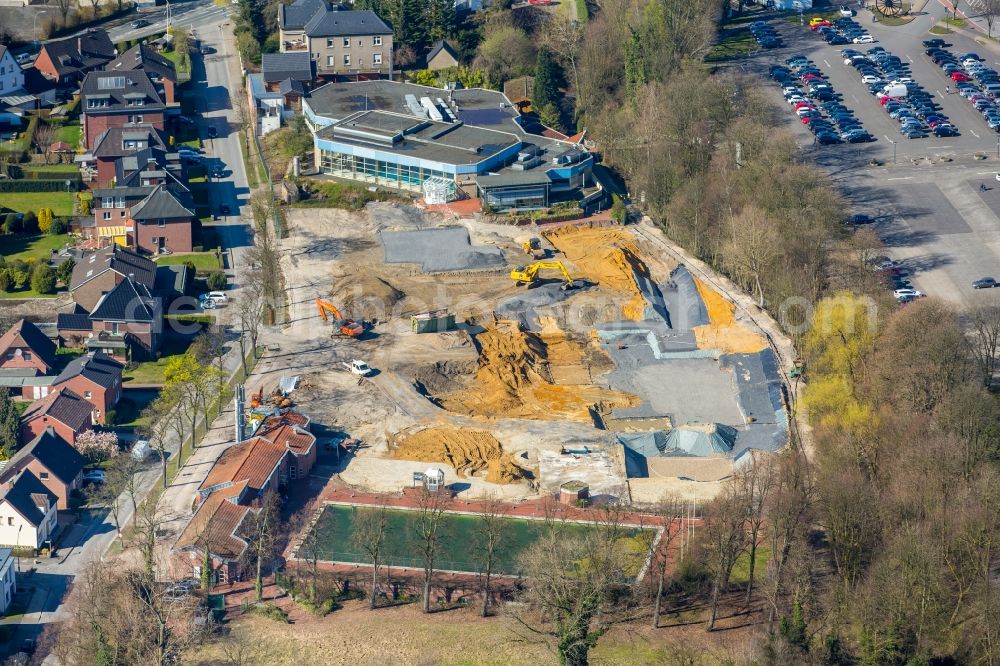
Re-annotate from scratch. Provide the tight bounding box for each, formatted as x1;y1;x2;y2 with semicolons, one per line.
742;5;1000;306
104;0;232;44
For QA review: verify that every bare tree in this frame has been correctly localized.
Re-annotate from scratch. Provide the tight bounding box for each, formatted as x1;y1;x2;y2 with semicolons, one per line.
509;519;638;666
33;122;55;163
475;494;509;618
352;503;389;609
967;304;1000;388
192;325;229;397
983;0;1000;37
738;451;776;607
721;205;779;308
645;495;686;628
53;0;71;24
131;497;167;582
98;454;144;546
412;488;448;613
236;271;266;372
139;393;175;489
703;481;748;631
240;490;281;602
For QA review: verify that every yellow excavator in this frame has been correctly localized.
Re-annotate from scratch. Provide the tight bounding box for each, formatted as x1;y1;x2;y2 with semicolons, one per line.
510;261;581;290
315;298;364;338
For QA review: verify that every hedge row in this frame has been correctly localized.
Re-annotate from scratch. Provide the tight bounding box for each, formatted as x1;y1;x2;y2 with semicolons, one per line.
3;165;81;181
0;179;79;192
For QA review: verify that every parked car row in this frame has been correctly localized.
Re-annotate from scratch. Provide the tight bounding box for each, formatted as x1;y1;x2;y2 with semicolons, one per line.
811;15;873;45
924;44;1000;133
868;255;924;302
772;56;873;145
749;21;783;49
845;46;958;139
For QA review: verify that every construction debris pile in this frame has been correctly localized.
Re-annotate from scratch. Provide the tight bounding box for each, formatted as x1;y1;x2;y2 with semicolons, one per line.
389;425;526;484
544;225;653;320
433;321;638;421
692;278;768;354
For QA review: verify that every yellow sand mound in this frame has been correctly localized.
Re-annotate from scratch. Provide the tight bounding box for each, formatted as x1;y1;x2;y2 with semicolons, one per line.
435;321;637;421
543;225;650;320
389;426;524;484
692;278;768;354
333;274;404;321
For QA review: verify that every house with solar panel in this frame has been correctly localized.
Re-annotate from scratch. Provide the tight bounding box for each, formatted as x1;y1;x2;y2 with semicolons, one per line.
303;80;602;211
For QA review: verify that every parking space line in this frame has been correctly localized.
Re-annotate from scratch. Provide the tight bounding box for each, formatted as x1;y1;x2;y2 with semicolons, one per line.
824;59;831;67
971;129;981;138
887;177;914;181
907;54;913;62
935;90;944;98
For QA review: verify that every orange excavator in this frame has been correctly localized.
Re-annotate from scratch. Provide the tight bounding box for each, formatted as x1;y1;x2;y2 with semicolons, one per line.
315;298;364;338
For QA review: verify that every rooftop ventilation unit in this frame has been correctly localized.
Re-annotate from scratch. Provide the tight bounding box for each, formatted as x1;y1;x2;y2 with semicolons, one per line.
437;98;457;123
420;96;443;122
404;94;428;119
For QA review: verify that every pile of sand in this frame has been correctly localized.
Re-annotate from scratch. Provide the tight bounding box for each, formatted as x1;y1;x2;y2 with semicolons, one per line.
389;426;525;484
692;278;768;354
543;225;651;320
434;321;637;421
333;274;405;322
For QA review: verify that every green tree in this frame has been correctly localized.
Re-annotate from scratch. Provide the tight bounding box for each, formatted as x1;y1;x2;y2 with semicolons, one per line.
21;211;37;234
537;103;562;132
56;258;75;286
0;388;19;459
30;263;56;294
426;0;455;43
0;269;11;292
533;48;562;112
206;270;227;291
623;28;647;107
413;69;438;87
235;31;262;66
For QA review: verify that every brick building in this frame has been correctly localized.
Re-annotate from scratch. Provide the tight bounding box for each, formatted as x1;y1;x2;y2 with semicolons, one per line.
83;279;163;361
80;71;167;149
33;30;115;85
66;245;156;312
49;351;123;425
172;410;317;583
1;428;86;510
20;389;94;446
104;43;178;104
81;124;173;187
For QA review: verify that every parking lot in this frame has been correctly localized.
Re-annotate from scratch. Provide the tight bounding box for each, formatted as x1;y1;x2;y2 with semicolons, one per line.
738;6;1000;305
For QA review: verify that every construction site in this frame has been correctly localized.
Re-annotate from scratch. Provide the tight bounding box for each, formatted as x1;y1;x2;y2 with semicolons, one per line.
262;203;791;504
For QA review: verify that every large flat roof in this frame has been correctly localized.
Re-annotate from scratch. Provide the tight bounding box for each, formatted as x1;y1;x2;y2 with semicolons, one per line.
316;109;521;166
307;80;522;133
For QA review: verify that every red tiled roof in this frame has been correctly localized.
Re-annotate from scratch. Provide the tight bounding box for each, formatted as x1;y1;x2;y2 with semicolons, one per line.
258;410;310;431
261;424;315;456
199;437;286;494
0;319;57;370
21;388;93;433
175;490;252;561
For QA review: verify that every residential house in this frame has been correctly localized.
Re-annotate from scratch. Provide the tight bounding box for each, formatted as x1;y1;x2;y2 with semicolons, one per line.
0;319;57;400
34;30;115;85
20;388;95;447
105;43;178;104
0;471;58;551
0;46;25;97
172;409;317;583
83;279;163;361
49;351;123;424
66;245;156;311
278;0;328;52
305;9;393;76
80;70;167;149
89;154;193;255
261;52;313;114
80;124;174;187
426;41;459;71
0;548;15;615
1;428;85;510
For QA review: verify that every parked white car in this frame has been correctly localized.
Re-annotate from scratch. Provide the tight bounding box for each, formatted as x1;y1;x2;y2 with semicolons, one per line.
199;291;228;306
853;34;875;44
893;288;924;300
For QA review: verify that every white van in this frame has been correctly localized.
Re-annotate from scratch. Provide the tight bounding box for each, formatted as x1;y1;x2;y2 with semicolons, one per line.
131;439;151;460
882;83;907;98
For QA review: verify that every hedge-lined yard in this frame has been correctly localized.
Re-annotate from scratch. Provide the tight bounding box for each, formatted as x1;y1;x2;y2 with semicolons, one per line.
0;192;76;216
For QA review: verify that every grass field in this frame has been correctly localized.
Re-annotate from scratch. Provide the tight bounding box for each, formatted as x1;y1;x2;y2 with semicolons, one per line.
122;337;191;385
1;233;72;261
705;28;756;63
313;504;650;576
54;123;81;147
156;252;221;271
0;191;76;216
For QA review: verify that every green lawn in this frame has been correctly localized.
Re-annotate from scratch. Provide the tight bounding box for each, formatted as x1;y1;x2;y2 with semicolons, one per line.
155;252;221;271
705;28;757;63
730;545;771;586
54;123;81;147
313;505;650;576
1;233;72;261
161;44;191;75
122;338;191;386
0;191;76;216
0;287;62;299
22;164;79;173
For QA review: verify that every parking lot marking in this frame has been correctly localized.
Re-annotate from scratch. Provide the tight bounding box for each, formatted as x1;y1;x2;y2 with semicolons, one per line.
971;129;981;138
887;177;915;181
935;90;944;98
824;59;831;67
907;54;913;62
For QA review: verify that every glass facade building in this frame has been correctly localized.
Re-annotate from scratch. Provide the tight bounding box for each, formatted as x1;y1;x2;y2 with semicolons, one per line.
319;149;449;192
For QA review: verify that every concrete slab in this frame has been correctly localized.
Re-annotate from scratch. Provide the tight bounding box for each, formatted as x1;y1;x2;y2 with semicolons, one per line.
894;183;972;236
380;227;505;272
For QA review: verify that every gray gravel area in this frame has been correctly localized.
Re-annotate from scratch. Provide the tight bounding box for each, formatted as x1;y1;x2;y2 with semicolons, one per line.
721;349;788;454
665;265;709;329
496;283;579;329
380;227;505;272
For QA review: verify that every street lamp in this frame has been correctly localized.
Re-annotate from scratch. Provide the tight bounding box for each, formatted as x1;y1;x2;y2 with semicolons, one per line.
32;10;47;46
165;0;172;27
887;138;897;164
